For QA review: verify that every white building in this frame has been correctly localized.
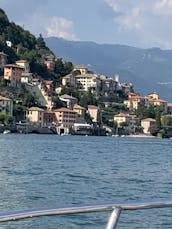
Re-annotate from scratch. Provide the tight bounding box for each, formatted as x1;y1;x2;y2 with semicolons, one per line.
141;118;156;134
75;74;101;92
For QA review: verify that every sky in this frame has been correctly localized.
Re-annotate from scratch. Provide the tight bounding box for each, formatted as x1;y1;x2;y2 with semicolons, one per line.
1;0;172;49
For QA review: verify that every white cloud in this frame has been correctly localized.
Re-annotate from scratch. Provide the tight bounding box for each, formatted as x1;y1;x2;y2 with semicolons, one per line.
154;0;172;15
104;0;172;48
18;13;78;41
116;7;142;31
46;17;78;40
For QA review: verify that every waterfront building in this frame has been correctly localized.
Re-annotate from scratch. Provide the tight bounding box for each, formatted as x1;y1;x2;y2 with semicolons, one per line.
54;107;76;128
73;104;86;123
114;113;131;126
4;64;24;86
141;118;156;134
0;95;13;116
88;105;99;123
44;110;57;126
27;107;44;127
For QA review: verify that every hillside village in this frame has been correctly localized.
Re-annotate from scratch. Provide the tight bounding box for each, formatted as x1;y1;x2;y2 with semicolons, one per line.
1;9;172;137
1;52;172;137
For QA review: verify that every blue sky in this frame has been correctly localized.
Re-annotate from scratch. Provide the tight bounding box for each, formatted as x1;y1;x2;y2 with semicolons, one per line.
1;0;172;49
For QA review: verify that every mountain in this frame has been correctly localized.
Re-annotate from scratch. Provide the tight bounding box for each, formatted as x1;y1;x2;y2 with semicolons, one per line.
45;37;172;101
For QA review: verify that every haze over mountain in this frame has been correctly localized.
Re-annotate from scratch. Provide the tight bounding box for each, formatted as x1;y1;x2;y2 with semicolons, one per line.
45;37;172;101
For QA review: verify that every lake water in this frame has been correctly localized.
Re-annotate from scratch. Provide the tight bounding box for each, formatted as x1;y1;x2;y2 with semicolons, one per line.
0;134;172;228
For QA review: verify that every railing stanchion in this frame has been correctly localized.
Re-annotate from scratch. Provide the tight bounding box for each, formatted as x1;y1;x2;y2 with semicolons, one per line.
106;208;121;229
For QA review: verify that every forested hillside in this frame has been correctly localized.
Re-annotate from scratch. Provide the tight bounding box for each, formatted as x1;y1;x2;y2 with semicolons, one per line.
0;8;73;81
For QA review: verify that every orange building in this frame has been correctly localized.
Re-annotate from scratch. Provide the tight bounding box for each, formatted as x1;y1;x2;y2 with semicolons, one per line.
54;107;76;128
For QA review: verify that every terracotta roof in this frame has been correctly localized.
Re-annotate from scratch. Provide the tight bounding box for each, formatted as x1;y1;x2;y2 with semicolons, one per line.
63;74;72;79
154;99;167;103
141;118;156;122
130;95;144;99
5;64;24;69
88;105;98;109
115;113;130;117
54;107;76;113
0;96;11;101
73;104;85;110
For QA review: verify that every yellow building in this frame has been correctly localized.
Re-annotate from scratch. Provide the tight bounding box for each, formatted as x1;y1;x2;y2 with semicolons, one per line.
147;92;159;100
27;107;44;126
124;93;145;110
114;113;131;126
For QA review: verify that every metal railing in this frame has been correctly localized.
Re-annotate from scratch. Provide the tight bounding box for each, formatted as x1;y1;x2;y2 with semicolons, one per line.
0;200;172;228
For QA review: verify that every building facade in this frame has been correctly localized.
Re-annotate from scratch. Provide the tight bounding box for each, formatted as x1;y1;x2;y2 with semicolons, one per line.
0;96;13;116
141;118;156;134
54;107;76;128
4;64;24;86
16;60;30;73
27;107;44;126
88;105;99;123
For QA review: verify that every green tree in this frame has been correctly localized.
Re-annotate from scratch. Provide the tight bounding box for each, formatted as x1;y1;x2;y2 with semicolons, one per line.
0;112;13;124
36;34;46;49
161;115;172;128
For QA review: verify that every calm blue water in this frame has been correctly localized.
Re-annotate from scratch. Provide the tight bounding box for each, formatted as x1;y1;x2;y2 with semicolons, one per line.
0;135;172;228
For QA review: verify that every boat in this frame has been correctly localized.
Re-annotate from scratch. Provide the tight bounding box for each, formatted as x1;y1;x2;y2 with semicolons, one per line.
3;130;11;134
0;200;172;228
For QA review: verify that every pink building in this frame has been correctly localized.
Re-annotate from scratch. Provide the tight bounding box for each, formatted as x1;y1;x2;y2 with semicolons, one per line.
54;107;76;128
4;64;24;86
88;105;98;123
